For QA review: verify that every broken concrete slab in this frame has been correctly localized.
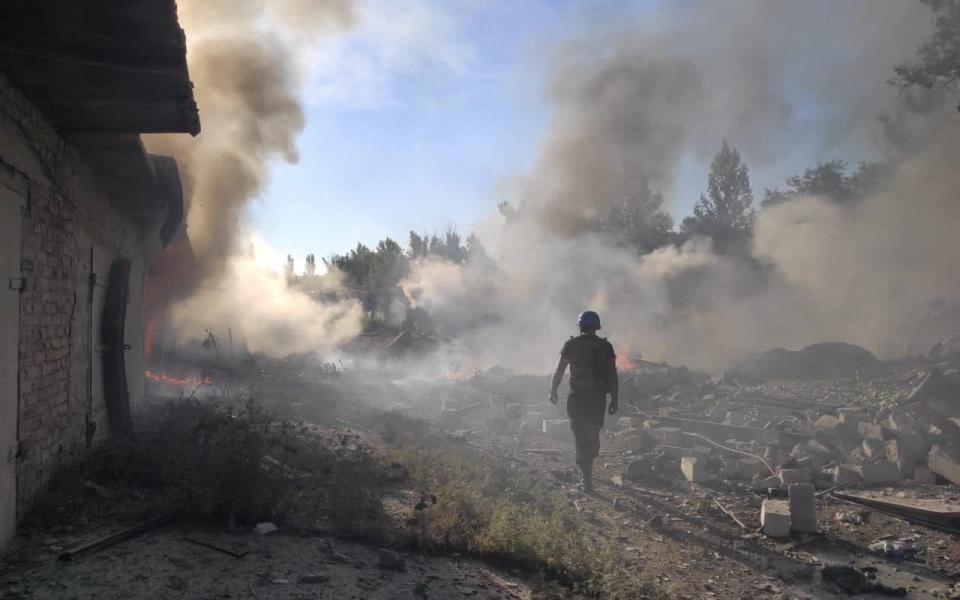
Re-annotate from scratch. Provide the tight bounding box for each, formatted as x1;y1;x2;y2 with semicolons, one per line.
857;422;884;441
814;415;851;440
884;439;917;477
832;464;862;488
752;475;782;491
778;468;811;486
859;461;902;487
788;483;818;533
928;444;960;486
681;456;709;484
887;411;918;433
912;465;938;485
862;438;886;460
624;459;655;482
761;500;791;538
542;419;570;438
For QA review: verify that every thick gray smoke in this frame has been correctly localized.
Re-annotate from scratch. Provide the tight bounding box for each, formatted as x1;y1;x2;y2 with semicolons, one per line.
401;0;960;373
145;0;363;358
146;0;355;278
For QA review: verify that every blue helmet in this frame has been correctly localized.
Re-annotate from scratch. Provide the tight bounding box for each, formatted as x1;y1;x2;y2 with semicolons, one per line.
577;310;601;330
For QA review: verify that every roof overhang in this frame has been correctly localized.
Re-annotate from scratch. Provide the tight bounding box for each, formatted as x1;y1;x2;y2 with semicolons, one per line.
0;1;199;135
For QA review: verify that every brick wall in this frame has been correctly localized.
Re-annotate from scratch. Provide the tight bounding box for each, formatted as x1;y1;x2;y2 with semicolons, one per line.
0;74;149;512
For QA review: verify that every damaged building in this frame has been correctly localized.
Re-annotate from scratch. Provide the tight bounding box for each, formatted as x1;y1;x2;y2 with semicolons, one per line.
0;2;198;547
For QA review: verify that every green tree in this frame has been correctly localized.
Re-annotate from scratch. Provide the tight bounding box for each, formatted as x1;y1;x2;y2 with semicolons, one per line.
682;140;754;253
762;160;889;208
597;179;674;254
891;0;960;112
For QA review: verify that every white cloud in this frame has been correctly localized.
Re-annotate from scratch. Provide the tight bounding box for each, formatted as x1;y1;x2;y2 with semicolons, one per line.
304;0;477;109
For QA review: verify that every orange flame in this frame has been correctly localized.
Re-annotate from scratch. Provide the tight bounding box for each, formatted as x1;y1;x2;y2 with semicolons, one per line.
145;370;213;386
616;343;636;371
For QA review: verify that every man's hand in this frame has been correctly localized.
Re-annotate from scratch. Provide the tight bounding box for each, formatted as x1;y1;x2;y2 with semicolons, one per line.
548;390;559;405
607;398;618;415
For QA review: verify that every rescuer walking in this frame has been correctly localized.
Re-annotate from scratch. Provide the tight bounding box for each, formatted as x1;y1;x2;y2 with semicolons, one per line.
549;311;618;493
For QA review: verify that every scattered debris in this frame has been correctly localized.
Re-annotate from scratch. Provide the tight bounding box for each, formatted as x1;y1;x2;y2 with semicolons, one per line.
182;537;250;559
867;537;920;560
253;522;279;535
58;515;172;561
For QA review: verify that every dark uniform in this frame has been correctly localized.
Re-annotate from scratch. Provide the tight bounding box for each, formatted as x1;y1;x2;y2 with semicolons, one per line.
560;334;616;470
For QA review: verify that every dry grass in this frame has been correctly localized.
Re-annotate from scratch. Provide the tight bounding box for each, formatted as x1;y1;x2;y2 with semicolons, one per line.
368;411;669;599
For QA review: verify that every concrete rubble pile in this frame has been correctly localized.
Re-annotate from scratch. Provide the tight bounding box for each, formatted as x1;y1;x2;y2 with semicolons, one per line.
432;340;960;539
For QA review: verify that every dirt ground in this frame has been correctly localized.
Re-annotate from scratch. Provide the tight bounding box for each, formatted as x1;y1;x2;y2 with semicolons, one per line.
1;524;529;600
472;430;960;599
4;357;960;599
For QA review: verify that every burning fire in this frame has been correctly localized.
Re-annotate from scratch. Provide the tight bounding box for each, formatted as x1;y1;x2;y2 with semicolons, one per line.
145;370;213;386
616;342;636;371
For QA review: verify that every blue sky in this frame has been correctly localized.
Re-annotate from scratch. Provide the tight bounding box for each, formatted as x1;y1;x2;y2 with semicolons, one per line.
247;0;901;266
250;1;629;263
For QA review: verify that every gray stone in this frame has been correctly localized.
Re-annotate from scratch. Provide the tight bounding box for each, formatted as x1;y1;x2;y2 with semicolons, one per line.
928;444;960;486
542;419;570;438
884;439;917;477
788;483;817;533
862;438;885;460
760;500;791;538
912;465;938;484
299;573;331;584
887;412;917;433
778;468;811;486
859;461;902;487
681;456;709;484
857;422;884;441
833;464;862;487
624;458;655;482
752;475;782;491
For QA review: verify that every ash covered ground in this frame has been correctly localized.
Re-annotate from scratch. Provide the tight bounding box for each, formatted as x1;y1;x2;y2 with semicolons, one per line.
4;334;960;599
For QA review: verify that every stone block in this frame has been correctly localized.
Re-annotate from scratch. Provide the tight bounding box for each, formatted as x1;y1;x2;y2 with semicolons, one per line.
857;422;884;441
788;483;818;533
832;464;862;487
814;415;842;437
862;438;885;460
778;468;811;486
884;439;917;477
928;444;960;486
752;475;782;491
624;458;655;482
542;419;570;438
681;456;709;484
859;460;902;487
837;409;864;430
912;465;938;485
887;411;917;433
761;500;791;538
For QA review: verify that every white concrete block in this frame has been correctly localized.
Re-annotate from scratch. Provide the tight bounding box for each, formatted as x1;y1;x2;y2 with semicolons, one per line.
761;500;791;538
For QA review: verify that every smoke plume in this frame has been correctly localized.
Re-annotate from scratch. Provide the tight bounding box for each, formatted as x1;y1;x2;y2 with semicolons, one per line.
401;0;960;373
146;0;355;278
171;238;363;357
144;0;362;359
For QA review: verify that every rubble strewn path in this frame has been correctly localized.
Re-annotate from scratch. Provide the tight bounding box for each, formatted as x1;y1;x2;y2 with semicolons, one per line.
431;355;960;598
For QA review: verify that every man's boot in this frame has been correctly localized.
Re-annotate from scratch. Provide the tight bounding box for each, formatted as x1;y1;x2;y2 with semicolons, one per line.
579;461;594;494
